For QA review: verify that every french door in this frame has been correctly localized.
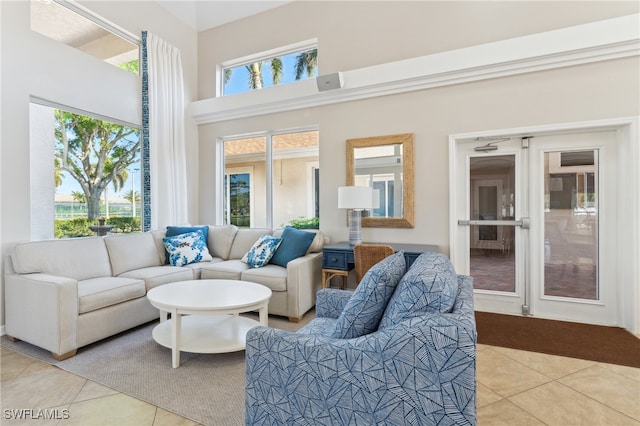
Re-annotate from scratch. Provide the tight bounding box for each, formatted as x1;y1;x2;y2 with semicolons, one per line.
453;130;619;326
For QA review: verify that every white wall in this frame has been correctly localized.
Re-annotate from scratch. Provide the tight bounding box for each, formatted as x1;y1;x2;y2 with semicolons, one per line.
0;0;198;328
196;1;639;249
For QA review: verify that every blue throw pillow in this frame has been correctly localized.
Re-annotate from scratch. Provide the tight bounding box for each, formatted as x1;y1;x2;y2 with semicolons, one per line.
162;231;213;267
379;252;459;329
269;227;316;267
241;235;283;268
330;251;406;339
165;226;209;264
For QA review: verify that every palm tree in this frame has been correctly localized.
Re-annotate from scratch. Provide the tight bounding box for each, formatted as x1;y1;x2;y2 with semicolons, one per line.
295;49;318;80
226;48;316;92
71;191;86;203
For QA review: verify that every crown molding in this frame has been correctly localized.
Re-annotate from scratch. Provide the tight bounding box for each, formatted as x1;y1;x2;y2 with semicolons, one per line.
190;14;640;125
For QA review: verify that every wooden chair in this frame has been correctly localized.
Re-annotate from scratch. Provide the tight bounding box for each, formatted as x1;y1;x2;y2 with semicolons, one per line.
354;244;395;283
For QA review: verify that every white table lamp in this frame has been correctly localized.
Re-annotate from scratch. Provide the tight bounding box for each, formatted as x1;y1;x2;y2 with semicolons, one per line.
338;186;373;246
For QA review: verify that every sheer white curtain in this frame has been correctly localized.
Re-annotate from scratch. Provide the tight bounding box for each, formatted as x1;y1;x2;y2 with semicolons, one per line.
145;32;188;229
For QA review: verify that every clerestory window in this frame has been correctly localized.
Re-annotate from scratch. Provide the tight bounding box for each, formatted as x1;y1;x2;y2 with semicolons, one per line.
30;0;139;74
220;40;318;96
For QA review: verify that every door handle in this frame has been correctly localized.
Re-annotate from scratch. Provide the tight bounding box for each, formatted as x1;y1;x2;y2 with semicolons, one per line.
458;218;530;229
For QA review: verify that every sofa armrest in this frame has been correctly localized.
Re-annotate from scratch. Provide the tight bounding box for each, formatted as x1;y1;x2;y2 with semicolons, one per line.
315;288;354;318
284;252;322;319
5;273;79;356
245;312;477;425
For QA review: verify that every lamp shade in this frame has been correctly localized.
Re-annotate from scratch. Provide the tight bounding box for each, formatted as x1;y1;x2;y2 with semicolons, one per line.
338;186;373;209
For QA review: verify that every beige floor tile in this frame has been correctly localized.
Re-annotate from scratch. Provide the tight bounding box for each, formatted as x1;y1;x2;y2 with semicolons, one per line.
73;380;119;403
599;362;640;382
1;364;86;410
152;407;201;426
477;398;545;425
559;364;640;421
476;382;503;408
1;349;37;380
510;381;639;425
64;393;157;426
490;346;596;379
477;347;551;397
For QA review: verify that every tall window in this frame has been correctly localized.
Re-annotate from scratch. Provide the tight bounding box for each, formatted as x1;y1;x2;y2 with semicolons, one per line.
223;130;319;229
31;102;141;239
221;40;318;96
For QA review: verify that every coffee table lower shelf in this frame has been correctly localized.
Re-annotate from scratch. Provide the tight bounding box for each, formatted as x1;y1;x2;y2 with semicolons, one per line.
152;315;259;355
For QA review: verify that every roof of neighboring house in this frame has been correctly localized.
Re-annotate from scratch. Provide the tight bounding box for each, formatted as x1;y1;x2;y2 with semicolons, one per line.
225;130;318;156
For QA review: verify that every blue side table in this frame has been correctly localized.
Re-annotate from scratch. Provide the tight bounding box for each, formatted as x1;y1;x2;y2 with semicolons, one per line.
321;241;439;288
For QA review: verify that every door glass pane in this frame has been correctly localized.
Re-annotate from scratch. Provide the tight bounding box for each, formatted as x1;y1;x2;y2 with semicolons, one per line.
469;155;516;292
544;150;598;299
224;137;266;228
272;131;319;228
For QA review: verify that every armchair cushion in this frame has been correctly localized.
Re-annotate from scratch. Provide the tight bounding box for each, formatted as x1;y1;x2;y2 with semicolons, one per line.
330;251;405;339
379;252;459;329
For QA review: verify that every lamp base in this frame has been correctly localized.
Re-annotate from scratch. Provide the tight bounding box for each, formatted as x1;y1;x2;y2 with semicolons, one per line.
348;209;362;246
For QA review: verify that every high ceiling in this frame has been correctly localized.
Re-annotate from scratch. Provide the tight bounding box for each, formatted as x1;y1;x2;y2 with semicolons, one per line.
153;1;294;32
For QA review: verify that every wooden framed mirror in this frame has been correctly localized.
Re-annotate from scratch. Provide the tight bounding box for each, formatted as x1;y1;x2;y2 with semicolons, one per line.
346;133;414;228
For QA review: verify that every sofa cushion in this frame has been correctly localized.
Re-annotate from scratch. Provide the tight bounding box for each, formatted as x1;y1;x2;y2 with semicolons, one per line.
104;232;162;276
119;265;194;291
11;237;112;281
77;277;146;314
269;227;316;267
330;251;406;339
241;235;282;268
164;225;210;263
200;260;249;280
163;231;213;266
379;252;459;330
208;225;238;260
241;265;287;292
229;228;273;260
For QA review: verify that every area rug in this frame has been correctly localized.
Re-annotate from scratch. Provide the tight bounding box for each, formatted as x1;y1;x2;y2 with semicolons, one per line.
475;311;640;368
1;312;313;426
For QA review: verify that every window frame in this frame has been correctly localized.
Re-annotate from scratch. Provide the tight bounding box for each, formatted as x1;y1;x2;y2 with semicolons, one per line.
218;126;320;228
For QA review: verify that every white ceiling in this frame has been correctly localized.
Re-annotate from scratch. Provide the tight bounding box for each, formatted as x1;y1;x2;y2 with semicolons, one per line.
154;1;294;32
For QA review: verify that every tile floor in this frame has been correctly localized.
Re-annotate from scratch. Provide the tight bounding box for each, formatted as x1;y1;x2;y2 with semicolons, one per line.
2;343;639;425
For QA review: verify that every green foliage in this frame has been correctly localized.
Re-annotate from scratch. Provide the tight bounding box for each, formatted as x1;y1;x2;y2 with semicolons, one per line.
54;218;94;238
285;217;319;229
54;216;141;238
106;217;141;233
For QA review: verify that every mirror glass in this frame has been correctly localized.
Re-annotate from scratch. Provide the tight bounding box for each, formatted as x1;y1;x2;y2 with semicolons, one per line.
347;133;414;228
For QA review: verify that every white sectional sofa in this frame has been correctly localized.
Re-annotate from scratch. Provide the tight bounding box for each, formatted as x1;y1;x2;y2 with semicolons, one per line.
4;225;325;360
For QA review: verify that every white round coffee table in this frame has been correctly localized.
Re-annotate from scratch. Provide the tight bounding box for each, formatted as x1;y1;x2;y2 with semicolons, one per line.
147;279;272;368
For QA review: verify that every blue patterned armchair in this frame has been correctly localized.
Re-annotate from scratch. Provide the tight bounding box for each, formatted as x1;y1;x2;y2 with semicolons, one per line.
245;252;477;425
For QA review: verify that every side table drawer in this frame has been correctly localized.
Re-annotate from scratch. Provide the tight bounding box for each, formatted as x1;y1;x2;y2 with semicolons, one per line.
322;250;349;270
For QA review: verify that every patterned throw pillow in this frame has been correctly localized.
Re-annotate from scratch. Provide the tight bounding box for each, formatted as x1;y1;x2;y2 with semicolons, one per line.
330;251;406;339
241;235;282;268
162;231;213;267
164;225;209;264
378;252;459;329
